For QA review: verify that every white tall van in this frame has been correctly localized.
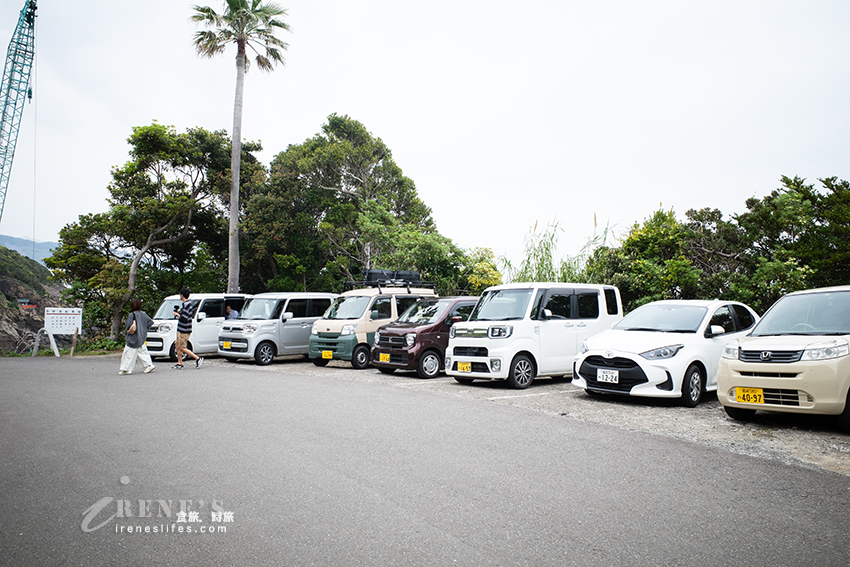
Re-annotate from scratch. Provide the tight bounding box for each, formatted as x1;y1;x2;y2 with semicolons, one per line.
217;292;337;365
146;293;251;360
445;283;622;389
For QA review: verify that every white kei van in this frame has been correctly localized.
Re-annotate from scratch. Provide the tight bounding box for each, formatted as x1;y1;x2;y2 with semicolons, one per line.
146;293;251;360
308;281;438;369
217;292;337;365
445;283;622;389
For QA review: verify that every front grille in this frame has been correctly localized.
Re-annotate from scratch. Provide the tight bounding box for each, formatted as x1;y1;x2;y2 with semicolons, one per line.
146;338;164;351
453;346;489;357
377;335;406;348
451;361;490;373
763;388;801;406
739;371;798;378
579;357;648;393
739;350;803;363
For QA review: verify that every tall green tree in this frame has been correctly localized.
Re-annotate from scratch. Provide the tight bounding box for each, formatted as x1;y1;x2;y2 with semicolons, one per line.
191;0;290;293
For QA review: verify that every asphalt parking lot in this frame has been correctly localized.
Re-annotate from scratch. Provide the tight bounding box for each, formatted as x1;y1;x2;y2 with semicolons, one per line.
214;354;850;477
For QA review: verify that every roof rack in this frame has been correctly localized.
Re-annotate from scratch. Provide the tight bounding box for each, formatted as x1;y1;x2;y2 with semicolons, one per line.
342;280;437;293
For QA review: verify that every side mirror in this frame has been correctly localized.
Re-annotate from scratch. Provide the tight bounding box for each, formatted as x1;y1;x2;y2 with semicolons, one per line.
282;311;294;321
197;312;207;322
707;325;726;337
371;310;382;320
447;315;463;326
543;308;553;319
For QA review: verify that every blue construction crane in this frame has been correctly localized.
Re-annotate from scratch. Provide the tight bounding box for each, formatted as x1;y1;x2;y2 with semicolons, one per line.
0;0;37;223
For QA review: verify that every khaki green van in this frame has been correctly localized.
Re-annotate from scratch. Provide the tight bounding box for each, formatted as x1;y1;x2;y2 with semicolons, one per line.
308;281;437;369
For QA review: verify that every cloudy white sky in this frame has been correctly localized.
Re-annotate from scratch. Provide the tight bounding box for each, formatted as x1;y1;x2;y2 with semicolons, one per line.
2;0;850;267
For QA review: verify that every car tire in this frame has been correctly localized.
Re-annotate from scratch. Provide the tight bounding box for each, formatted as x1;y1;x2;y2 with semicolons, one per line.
416;351;442;379
170;341;192;362
311;357;330;367
837;390;850;433
454;377;475;385
507;354;535;389
351;345;371;369
254;341;276;366
680;364;704;407
723;405;756;422
377;367;396;375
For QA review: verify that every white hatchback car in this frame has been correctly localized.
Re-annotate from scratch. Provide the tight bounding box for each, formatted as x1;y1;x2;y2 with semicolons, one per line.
573;299;759;406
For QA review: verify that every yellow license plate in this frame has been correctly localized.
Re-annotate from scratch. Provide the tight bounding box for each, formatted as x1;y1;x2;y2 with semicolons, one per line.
735;387;764;404
222;341;231;349
458;362;471;373
322;350;333;359
379;353;390;363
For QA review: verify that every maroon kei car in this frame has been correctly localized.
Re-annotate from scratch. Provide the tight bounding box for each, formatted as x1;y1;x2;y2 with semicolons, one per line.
371;296;478;378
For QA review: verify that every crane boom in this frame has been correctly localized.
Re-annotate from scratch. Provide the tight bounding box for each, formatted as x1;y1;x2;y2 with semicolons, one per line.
0;0;37;223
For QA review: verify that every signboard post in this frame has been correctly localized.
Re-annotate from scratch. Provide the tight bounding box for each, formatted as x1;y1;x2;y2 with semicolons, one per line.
34;308;83;357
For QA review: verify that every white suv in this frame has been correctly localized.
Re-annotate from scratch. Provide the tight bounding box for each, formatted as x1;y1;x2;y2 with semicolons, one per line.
445;283;622;388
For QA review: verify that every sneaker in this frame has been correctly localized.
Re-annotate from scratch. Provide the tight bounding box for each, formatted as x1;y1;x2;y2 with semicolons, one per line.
171;364;184;370
195;357;204;368
118;370;132;375
144;365;156;374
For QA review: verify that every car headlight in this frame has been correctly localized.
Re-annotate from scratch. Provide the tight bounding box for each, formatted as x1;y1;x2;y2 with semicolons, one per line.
640;344;684;360
803;339;850;361
157;322;173;333
405;333;415;347
243;323;258;334
488;325;513;339
374;331;381;345
450;327;456;338
580;341;588;354
341;324;357;336
722;340;740;360
311;323;318;335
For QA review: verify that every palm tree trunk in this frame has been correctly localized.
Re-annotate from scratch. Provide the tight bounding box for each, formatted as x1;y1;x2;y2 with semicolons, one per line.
228;49;246;293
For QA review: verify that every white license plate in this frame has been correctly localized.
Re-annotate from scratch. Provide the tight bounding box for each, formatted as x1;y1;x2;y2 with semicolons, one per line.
597;369;619;383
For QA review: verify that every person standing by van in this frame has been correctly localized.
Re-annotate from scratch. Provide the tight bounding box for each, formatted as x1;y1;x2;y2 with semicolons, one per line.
173;288;203;370
119;298;155;375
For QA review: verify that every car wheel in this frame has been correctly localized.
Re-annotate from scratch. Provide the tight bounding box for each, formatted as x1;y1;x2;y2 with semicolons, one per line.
254;342;276;366
837;390;850;433
680;364;704;407
351;345;371;369
507;355;535;389
724;405;756;422
454;377;475;385
311;357;330;367
417;351;442;379
377;367;396;375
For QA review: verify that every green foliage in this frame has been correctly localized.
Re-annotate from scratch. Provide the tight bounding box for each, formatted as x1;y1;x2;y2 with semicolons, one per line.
0;245;50;296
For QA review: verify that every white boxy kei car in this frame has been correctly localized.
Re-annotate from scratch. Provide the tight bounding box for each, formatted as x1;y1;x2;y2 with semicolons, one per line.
572;299;760;407
445;283;623;389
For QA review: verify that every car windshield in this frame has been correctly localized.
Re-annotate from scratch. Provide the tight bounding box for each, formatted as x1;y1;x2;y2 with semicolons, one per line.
398;299;450;324
469;289;533;321
614;303;707;333
752;290;850;336
153;298;197;320
239;298;280;320
325;295;371;320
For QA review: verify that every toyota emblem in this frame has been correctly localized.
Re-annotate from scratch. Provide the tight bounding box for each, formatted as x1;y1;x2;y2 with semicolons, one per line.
604;350;614;359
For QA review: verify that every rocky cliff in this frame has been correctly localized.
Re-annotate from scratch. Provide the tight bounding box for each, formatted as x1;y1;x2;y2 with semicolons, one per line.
0;277;72;354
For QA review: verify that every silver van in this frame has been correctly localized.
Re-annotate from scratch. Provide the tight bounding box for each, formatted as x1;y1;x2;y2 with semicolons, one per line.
218;292;337;365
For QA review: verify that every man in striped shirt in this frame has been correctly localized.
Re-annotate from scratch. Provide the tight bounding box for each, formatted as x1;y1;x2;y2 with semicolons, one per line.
173;288;204;370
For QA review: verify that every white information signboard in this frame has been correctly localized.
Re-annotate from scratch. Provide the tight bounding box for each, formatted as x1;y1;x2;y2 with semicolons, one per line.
35;308;83;357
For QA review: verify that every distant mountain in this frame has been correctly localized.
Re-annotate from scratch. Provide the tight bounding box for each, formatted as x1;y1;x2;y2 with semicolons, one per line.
0;234;59;265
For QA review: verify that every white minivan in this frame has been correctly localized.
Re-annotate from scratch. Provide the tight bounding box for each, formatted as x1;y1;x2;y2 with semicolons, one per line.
217;292;337;365
146;293;251;360
445;283;622;388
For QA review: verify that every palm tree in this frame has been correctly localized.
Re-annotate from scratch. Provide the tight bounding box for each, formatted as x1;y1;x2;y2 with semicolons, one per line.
191;0;290;293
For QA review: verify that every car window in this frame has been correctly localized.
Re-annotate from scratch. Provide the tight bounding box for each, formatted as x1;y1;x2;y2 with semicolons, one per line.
312;298;331;317
732;304;755;330
396;296;420;315
372;297;392;320
285;298;308;318
544;293;572;319
604;288;619;315
452;302;475;321
529;289;546;319
271;300;286;319
709;306;735;333
199;298;224;318
576;293;600;319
